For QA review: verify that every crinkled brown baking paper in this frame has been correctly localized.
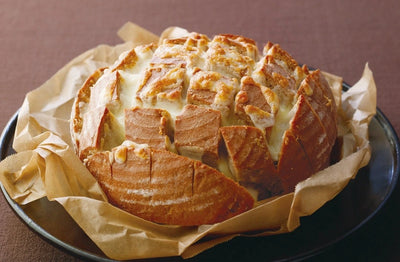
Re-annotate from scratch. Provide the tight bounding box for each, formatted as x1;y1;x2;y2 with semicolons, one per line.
0;22;376;260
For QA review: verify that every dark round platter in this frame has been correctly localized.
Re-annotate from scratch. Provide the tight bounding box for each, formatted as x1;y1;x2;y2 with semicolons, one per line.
1;84;399;261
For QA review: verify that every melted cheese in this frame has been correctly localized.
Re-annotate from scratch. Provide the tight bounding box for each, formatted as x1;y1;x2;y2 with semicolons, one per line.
267;103;296;161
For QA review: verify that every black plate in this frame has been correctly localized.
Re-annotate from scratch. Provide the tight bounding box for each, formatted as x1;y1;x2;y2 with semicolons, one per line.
1;93;399;261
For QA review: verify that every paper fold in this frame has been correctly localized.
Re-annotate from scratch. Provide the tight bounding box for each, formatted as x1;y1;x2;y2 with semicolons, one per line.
0;22;376;260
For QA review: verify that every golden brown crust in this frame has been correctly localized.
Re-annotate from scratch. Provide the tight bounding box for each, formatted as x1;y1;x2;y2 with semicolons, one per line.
277;128;313;193
77;106;109;160
297;70;337;142
235;77;273;128
206;34;257;79
86;145;254;226
263;43;298;72
187;70;239;119
71;67;105;137
220;126;283;199
124;107;172;150
109;48;138;72
137;65;186;105
175;104;221;168
278;71;337;193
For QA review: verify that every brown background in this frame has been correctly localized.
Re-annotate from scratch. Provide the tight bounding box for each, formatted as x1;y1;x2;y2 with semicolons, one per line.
1;0;399;261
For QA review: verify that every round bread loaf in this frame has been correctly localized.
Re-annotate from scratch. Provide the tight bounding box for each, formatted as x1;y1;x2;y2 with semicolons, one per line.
70;33;337;225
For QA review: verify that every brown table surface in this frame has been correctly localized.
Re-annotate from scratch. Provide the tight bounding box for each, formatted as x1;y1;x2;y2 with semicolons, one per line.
1;0;399;261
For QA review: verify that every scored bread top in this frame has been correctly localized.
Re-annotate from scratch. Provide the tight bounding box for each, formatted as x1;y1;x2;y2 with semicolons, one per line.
70;32;337;225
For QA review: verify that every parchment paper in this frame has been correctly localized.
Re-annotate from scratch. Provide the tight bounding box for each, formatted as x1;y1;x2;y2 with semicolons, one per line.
0;22;376;260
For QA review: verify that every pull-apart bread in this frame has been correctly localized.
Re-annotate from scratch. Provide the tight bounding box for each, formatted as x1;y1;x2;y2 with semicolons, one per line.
71;33;338;226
